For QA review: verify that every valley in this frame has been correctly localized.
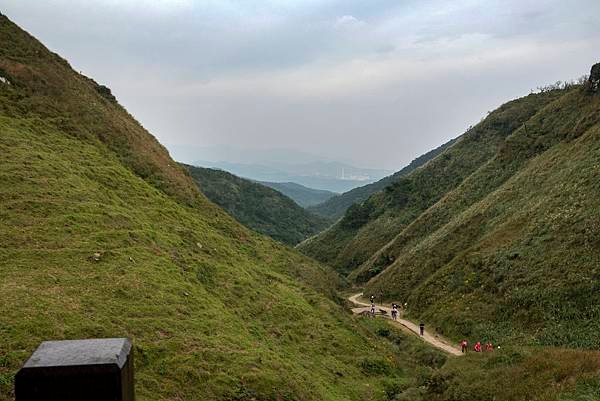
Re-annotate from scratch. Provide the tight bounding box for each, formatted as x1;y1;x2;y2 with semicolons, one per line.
1;7;600;401
183;164;331;245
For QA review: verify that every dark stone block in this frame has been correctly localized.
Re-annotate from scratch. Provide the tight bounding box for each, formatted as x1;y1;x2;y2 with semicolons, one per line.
15;338;134;401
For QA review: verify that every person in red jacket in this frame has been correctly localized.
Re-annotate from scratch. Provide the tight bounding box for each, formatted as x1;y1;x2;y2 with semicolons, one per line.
474;341;482;352
485;341;494;351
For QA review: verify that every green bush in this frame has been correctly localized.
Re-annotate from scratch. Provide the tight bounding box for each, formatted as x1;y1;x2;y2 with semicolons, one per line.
360;358;394;376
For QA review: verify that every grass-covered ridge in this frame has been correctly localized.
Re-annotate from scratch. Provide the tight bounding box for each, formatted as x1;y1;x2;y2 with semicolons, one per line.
0;15;198;207
300;66;600;348
299;89;565;275
184;164;332;245
365;82;600;348
0;14;419;400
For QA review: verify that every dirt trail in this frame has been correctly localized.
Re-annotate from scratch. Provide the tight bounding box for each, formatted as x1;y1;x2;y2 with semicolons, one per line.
348;293;463;356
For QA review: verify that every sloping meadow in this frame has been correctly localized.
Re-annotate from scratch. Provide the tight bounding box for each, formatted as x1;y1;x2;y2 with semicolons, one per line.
0;14;421;400
365;85;600;347
299;89;566;276
300;65;600;349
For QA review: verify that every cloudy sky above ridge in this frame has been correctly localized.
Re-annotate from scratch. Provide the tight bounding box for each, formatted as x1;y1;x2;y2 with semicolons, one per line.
1;0;599;169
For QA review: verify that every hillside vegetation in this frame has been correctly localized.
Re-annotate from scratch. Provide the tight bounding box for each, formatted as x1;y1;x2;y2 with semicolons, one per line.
301;63;600;349
184;164;331;245
259;181;336;208
299;89;565;274
364;77;600;348
3;12;600;401
0;14;426;400
308;139;455;220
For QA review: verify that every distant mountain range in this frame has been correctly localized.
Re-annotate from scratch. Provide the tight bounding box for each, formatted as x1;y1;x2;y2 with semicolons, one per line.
193;160;391;193
307;139;457;220
183;164;332;245
259;181;337;208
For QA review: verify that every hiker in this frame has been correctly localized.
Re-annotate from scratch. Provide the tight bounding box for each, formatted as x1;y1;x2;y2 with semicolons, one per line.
485;341;494;352
391;304;398;321
474;341;482;352
419;322;425;336
370;304;376;318
460;339;468;353
370;295;375;304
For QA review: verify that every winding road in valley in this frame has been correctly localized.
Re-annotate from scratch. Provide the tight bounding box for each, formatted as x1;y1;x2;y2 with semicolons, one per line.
348;293;463;356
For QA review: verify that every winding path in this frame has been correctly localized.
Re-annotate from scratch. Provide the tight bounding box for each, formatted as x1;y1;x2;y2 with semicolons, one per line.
348;293;463;356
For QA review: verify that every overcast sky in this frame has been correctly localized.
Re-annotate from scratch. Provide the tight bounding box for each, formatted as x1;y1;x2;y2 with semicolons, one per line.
2;0;599;169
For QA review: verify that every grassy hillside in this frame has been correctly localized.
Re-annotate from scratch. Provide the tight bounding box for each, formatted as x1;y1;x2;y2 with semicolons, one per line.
259;181;336;208
0;14;424;400
423;345;600;401
357;320;600;401
308;139;456;220
299;90;565;275
3;12;600;401
364;77;600;348
184;164;332;245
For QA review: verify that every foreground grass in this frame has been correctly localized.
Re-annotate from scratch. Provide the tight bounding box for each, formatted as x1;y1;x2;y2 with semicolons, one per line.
350;318;600;401
0;117;421;400
428;347;600;401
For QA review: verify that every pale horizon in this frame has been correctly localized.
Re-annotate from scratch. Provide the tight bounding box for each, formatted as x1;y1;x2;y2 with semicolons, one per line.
2;0;599;170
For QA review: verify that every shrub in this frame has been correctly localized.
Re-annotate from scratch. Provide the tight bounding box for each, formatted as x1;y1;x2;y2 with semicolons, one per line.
360;358;393;376
376;327;391;337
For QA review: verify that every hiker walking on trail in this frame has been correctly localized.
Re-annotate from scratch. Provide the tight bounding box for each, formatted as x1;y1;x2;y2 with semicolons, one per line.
370;304;376;318
419;322;425;336
391;304;398;321
370;295;375;305
474;341;482;352
485;341;494;352
460;339;468;353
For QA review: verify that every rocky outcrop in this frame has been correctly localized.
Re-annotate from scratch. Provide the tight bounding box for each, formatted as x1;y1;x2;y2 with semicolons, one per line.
587;63;600;93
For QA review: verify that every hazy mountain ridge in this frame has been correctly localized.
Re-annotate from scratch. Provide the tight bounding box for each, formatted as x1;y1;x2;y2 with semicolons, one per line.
195;159;390;193
184;164;332;245
307;138;457;220
258;181;337;207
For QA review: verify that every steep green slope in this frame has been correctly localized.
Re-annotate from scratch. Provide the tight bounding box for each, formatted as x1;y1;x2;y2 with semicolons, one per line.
0;16;197;207
259;181;336;208
299;90;565;274
364;76;600;348
0;14;420;400
184;165;332;245
308;139;456;220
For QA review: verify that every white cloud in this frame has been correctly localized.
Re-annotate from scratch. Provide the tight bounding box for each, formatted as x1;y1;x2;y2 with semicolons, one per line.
334;15;364;30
